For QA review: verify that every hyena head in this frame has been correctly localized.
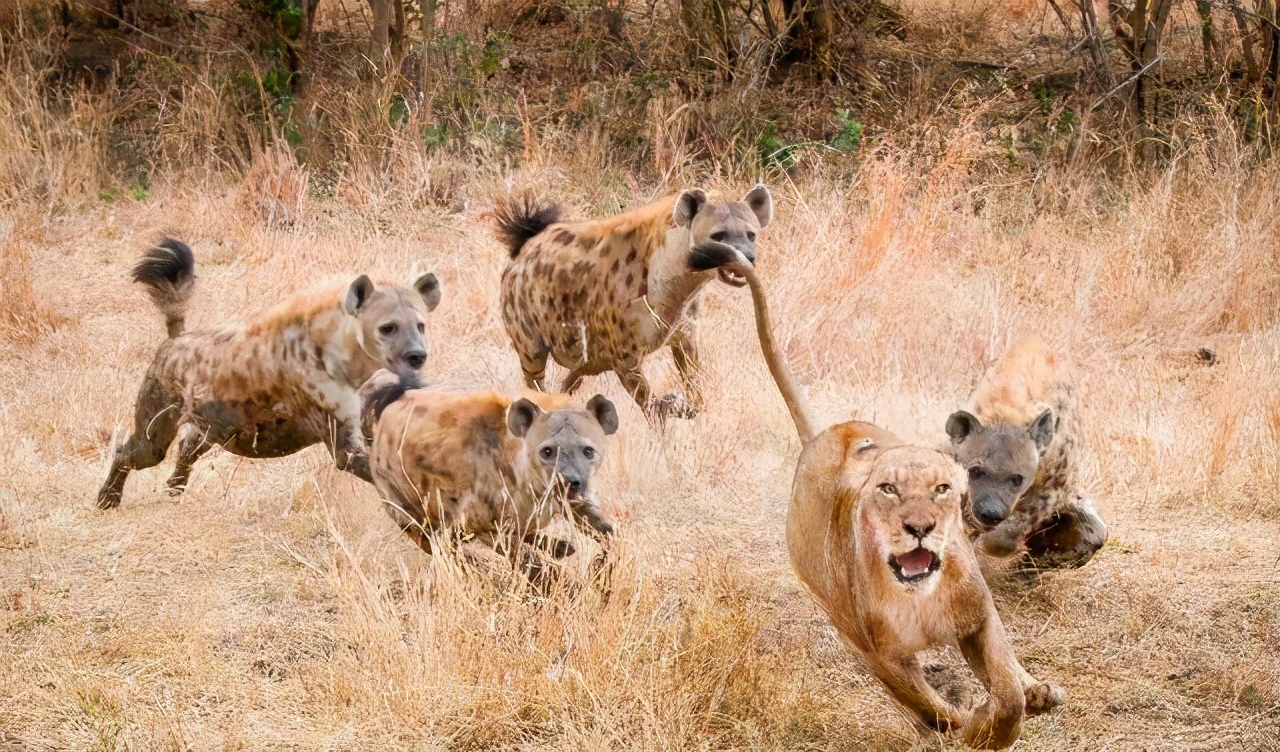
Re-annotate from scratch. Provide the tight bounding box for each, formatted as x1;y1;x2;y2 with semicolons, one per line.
673;184;773;288
507;395;620;535
945;409;1056;529
344;273;442;378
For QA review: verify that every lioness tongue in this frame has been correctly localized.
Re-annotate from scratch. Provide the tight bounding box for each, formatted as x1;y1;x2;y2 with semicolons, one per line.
897;549;934;577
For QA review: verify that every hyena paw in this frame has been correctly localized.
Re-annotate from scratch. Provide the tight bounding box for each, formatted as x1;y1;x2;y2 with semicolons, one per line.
96;488;122;510
651;393;697;420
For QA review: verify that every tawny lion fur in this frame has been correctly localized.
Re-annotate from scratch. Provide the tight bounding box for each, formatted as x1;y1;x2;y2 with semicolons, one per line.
689;242;1063;748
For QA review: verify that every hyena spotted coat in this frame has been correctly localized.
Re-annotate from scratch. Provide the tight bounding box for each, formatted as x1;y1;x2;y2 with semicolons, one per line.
359;370;618;569
97;240;441;509
492;186;773;418
945;336;1108;569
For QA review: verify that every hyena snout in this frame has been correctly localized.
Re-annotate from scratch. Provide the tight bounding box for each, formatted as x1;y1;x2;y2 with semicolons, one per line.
402;348;426;370
974;497;1009;526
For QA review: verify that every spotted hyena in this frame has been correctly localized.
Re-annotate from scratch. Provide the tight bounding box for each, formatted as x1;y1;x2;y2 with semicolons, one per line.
945;336;1108;569
97;239;441;509
492;185;773;419
359;369;617;576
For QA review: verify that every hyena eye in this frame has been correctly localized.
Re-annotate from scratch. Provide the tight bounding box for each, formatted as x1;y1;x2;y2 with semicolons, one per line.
378;323;398;336
968;466;985;480
934;484;950;495
746;231;756;242
582;446;597;460
878;483;898;496
1009;475;1024;487
416;322;425;334
540;447;556;460
710;231;727;242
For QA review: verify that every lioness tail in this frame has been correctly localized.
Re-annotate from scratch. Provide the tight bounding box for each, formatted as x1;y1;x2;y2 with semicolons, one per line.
688;241;818;444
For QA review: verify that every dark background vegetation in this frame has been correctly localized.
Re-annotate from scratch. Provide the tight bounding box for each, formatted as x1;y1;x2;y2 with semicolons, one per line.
8;0;1280;209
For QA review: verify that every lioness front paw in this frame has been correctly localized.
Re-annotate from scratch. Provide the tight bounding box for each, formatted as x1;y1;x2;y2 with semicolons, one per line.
1024;682;1064;715
961;699;1023;750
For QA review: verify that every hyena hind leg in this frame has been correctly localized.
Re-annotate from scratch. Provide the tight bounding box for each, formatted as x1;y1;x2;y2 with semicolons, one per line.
97;403;181;510
166;423;214;496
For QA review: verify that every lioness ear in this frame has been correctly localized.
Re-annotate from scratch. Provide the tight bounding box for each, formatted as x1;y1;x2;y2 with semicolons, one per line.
945;410;982;445
743;184;772;229
413;272;442;312
1028;409;1056;454
344;275;375;315
586;394;619;436
507;399;543;438
672;189;707;228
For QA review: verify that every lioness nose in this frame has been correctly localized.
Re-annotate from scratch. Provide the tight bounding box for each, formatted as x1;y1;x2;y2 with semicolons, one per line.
404;352;426;369
903;520;935;539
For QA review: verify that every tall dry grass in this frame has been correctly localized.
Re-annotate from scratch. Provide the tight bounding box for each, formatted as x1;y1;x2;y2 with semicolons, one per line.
2;1;1280;750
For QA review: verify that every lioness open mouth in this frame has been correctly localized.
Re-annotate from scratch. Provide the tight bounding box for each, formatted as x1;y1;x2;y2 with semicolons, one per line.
718;267;748;287
889;547;940;584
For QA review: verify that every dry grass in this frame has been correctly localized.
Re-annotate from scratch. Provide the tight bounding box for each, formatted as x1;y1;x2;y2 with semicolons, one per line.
2;143;1279;749
3;1;1280;750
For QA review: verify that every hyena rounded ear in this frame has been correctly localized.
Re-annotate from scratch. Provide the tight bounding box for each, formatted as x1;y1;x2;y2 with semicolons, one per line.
344;275;375;315
1028;408;1056;454
743;184;773;228
413;272;442;312
672;189;707;228
945;410;982;445
507;399;543;438
586;394;619;436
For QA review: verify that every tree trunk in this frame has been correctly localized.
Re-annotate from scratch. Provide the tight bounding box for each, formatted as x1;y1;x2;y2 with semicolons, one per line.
420;0;436;95
780;0;833;72
391;0;405;63
368;0;392;71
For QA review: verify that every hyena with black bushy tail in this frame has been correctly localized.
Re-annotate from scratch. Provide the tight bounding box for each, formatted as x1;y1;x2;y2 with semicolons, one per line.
98;239;441;509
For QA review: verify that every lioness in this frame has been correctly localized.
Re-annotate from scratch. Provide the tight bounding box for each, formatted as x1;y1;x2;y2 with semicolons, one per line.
689;242;1062;748
98;240;441;509
946;336;1107;569
359;370;617;572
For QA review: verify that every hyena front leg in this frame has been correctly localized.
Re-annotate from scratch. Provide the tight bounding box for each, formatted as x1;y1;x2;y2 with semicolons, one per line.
666;327;703;418
325;407;372;483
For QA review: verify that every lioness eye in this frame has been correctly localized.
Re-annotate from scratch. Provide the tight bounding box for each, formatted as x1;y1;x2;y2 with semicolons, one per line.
540;447;556;460
378;323;397;336
934;484;950;495
1010;475;1024;487
582;447;597;460
878;483;898;496
968;466;985;480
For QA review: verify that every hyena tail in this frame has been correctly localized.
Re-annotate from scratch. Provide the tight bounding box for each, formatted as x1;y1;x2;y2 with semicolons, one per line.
132;238;196;338
359;369;424;431
491;192;563;258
